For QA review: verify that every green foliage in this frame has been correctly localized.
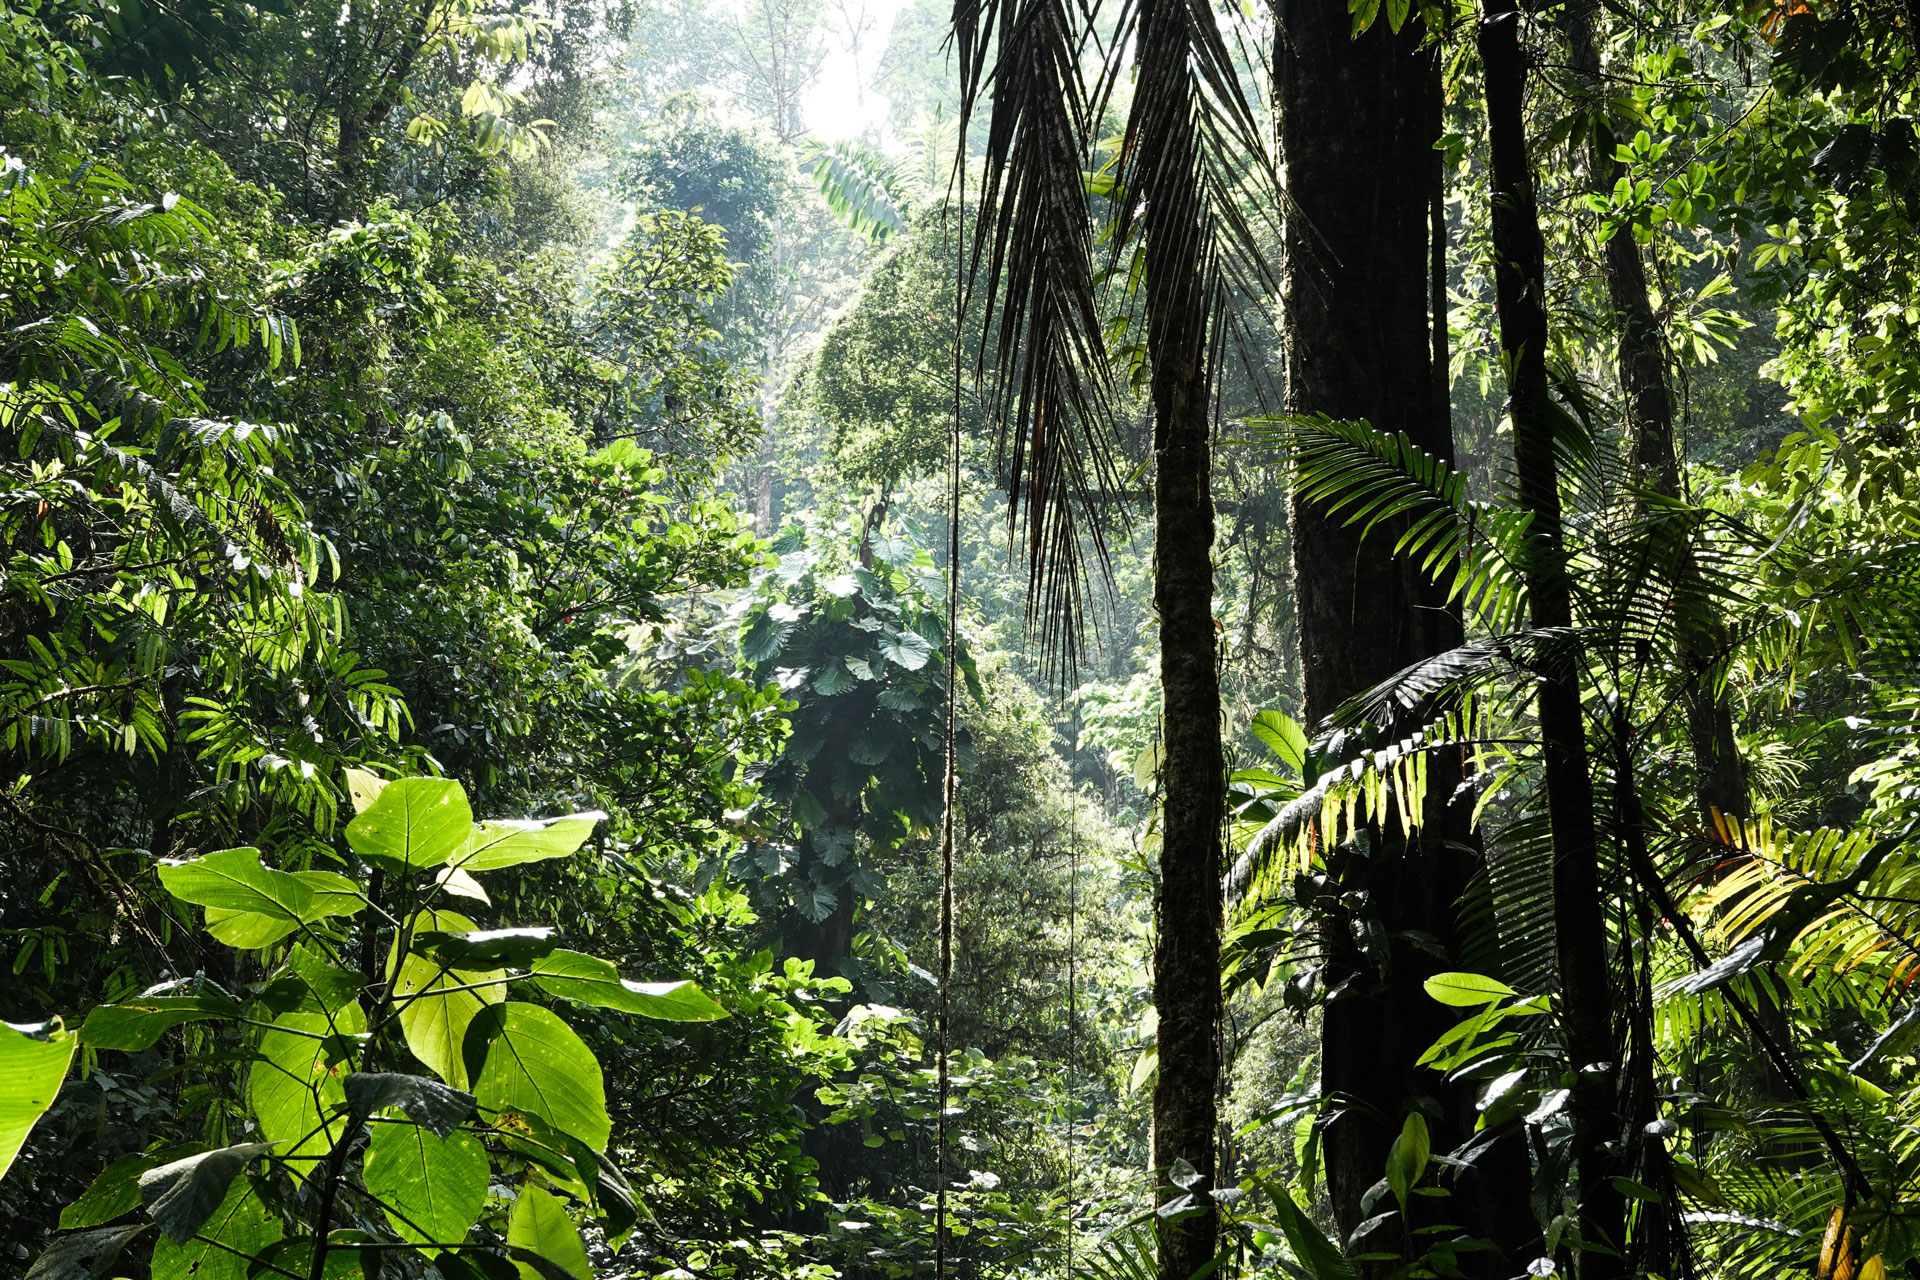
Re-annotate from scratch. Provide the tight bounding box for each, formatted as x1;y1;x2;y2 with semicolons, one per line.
15;773;727;1280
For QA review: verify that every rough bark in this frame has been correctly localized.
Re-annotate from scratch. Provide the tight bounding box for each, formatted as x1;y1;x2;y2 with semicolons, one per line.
1564;2;1748;827
1479;0;1624;1269
1144;21;1223;1280
1277;7;1532;1272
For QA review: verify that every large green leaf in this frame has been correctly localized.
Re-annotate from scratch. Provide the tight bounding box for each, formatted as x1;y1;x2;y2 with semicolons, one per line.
149;1177;281;1280
449;814;603;872
203;910;302;949
413;928;557;969
392;910;503;1090
247;1005;363;1177
530;951;726;1022
203;871;365;949
157;848;312;920
1423;972;1519;1007
505;1187;590;1280
80;990;241;1051
877;628;934;671
138;1144;273;1243
23;1224;152;1280
343;1073;473;1136
363;1121;487;1251
62;1149;198;1229
468;1003;610;1152
346;778;473;870
0;1019;76;1181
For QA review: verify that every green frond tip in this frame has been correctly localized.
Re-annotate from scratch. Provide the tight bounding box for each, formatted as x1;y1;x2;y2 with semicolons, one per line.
802;139;909;242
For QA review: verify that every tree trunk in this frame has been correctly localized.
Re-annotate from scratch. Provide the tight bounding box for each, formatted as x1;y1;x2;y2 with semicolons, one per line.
1278;6;1533;1271
1479;0;1624;1269
1143;14;1223;1279
1563;1;1747;827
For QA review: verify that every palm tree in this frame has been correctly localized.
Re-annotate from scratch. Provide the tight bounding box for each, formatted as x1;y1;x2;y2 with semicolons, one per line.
948;0;1271;1272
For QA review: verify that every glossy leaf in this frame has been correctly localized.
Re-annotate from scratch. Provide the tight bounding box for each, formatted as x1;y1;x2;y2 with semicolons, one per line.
468;1003;611;1152
79;992;241;1052
392;909;504;1090
449;813;602;872
529;951;727;1022
157;848;311;920
1422;972;1519;1007
346;778;473;870
0;1019;77;1181
363;1121;487;1250
506;1186;591;1280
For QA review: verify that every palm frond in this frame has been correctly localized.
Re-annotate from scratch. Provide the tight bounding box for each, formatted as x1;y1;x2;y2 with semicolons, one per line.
803;138;913;242
952;0;1120;662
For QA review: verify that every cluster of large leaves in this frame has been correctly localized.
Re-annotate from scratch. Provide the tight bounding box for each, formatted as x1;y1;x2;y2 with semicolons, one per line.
14;771;727;1280
728;521;975;935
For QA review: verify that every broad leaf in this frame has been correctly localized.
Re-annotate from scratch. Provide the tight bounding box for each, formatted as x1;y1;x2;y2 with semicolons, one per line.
80;992;240;1052
203;910;302;949
530;951;726;1022
157;848;311;920
1423;972;1518;1007
506;1186;590;1280
414;928;558;969
877;628;934;670
0;1019;77;1181
392;910;503;1090
347;778;473;870
344;1073;474;1137
23;1225;152;1280
363;1121;487;1251
62;1149;198;1229
149;1177;281;1280
449;814;602;872
468;1003;610;1152
1249;710;1309;775
248;1007;362;1177
345;768;387;814
138;1144;272;1243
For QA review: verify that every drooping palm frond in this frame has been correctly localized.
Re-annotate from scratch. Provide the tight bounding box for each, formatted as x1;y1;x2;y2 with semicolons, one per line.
951;0;1277;660
950;0;1121;660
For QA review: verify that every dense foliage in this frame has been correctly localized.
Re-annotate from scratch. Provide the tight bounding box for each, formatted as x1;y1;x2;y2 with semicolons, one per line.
8;0;1920;1277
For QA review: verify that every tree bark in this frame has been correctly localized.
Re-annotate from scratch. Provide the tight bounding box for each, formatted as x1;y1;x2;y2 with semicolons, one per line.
1143;14;1223;1278
1563;1;1747;827
1278;6;1534;1271
1479;0;1624;1269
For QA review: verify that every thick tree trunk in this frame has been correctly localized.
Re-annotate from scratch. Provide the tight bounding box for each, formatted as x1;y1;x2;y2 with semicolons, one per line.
1479;0;1624;1270
1278;6;1533;1272
1563;2;1748;827
1143;20;1223;1280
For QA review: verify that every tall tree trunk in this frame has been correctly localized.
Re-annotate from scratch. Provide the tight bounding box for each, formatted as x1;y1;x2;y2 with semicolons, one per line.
1278;7;1533;1271
1479;0;1624;1269
1563;2;1747;827
1143;15;1223;1280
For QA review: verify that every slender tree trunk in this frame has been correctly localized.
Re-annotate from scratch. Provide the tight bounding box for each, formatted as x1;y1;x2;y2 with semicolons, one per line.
1143;13;1223;1278
1563;2;1747;827
1479;0;1624;1269
1278;7;1533;1274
